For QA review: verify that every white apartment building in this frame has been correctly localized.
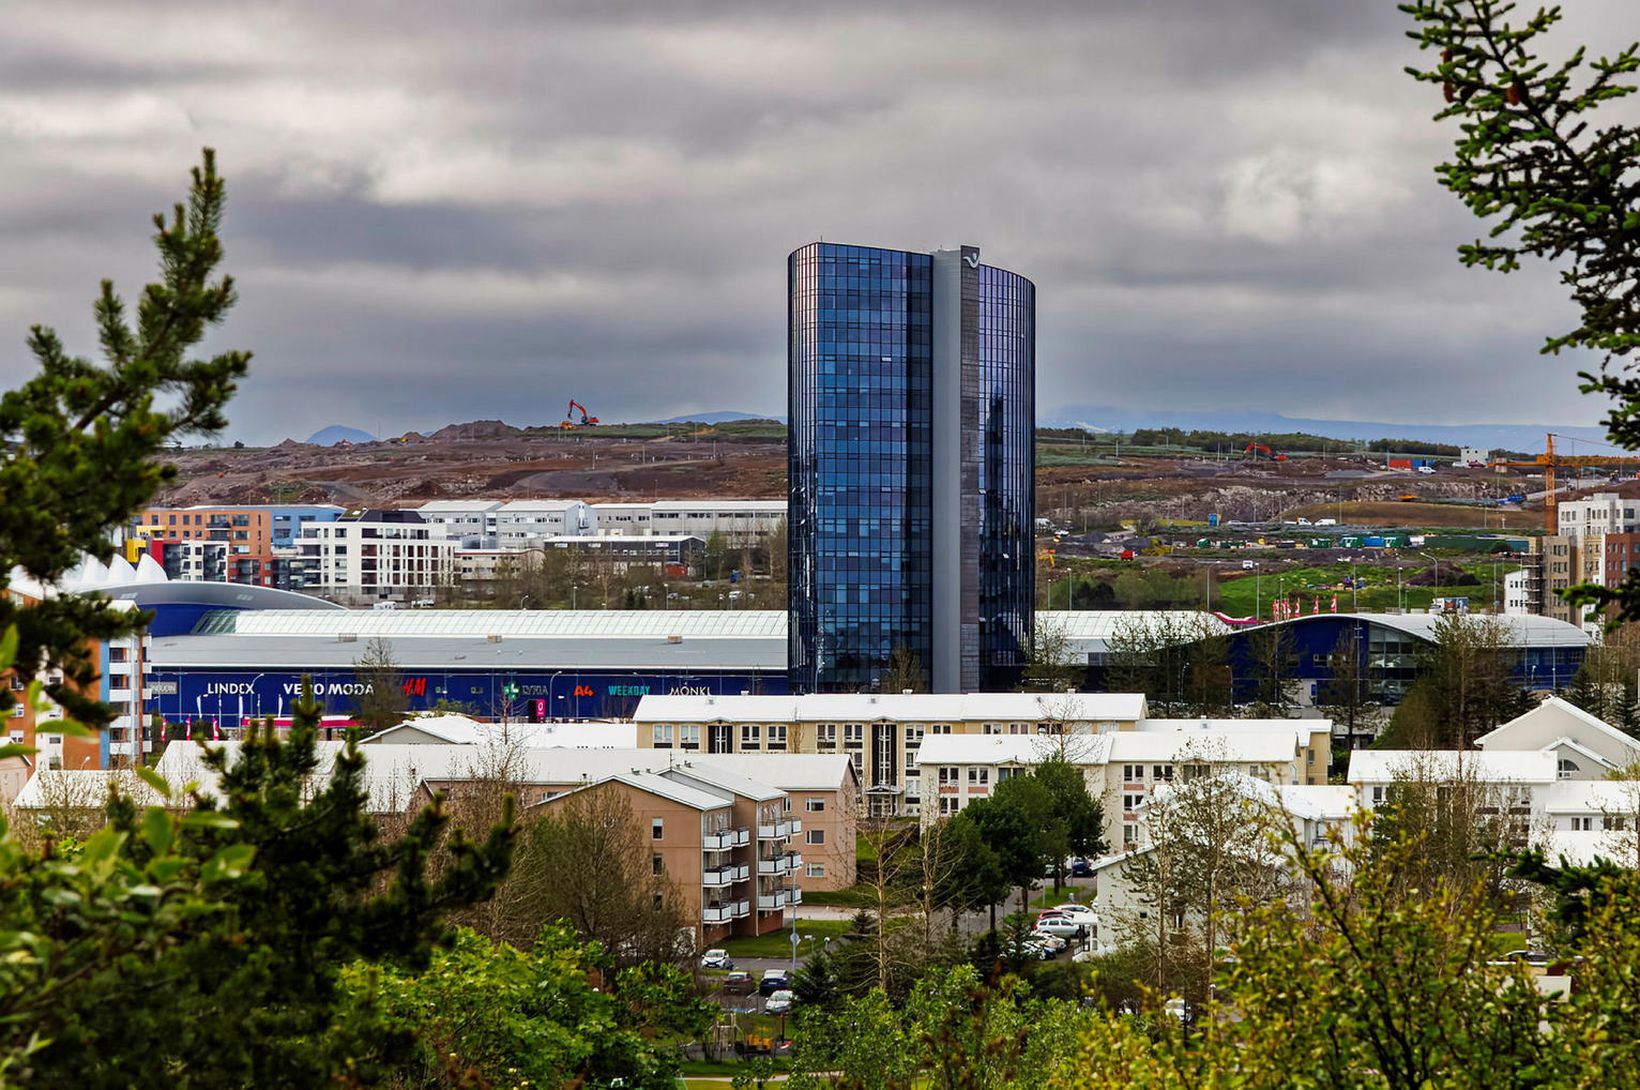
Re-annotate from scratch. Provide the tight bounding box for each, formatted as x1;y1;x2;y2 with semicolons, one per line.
1557;493;1640;540
297;513;454;600
649;500;786;546
914;721;1325;848
416;501;500;547
590;502;653;537
495;500;594;545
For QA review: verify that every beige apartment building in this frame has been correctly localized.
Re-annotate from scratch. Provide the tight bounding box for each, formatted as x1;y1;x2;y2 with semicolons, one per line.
529;766;801;947
635;692;1149;817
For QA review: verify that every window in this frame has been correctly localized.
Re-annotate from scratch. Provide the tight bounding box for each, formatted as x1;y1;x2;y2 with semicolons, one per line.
904;725;924;746
1152;764;1173;781
806;797;825;812
740;724;761;750
1183;763;1209;781
1123;793;1144;812
650;818;664;840
108;647;128;663
1122;764;1143;782
651;853;663;876
982;722;1001;735
680;724;700;750
651;724;673;748
806;829;825;845
783;796;792;812
1573;816;1594;831
967;768;989;786
1371;786;1386;806
806;863;826;878
928;724;953;735
1123;824;1138;846
939;797;957;815
767;725;788;751
817;724;837;749
1558;757;1579;781
843;724;863;745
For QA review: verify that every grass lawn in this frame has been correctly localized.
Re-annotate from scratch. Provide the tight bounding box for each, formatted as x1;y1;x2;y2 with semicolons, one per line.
722;918;852;959
1030;885;1083;909
798;887;875;909
1211;560;1516;618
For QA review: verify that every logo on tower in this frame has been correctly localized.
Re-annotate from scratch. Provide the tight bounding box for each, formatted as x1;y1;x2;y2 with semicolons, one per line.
963;252;980;268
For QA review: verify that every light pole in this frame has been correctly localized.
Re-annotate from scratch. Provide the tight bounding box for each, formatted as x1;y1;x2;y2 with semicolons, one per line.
1416;551;1441;606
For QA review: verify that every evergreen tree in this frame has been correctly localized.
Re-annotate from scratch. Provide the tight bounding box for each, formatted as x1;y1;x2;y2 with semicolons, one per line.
0;149;248;727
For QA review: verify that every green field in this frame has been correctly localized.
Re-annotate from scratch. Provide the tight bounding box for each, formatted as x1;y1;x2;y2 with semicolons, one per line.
1210;560;1517;618
721;919;852;959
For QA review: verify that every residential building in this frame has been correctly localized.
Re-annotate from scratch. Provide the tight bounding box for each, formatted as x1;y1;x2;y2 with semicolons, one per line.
1474;695;1640;776
415;501;501;547
589;502;654;537
295;509;454;602
1557;492;1640;539
495;500;594;545
788;241;1035;693
647;500;786;547
636;691;1177;818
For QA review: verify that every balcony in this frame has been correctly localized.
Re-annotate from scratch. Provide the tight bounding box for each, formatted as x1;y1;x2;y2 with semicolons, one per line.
702;827;749;852
757;820;791;840
703;866;738;887
756;891;789;912
787;818;802;836
703;903;734;925
732;899;751;918
757;855;791;876
789;887;803;906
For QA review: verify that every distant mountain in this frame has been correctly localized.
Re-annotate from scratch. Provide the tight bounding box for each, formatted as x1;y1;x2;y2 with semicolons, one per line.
304;425;377;446
654;410;785;425
1042;405;1609;453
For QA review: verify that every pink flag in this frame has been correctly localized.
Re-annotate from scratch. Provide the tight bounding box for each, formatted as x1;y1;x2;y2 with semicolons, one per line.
1330;595;1338;613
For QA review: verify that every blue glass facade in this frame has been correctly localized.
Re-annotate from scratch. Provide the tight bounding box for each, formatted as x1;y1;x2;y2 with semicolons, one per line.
788;242;1034;692
788;243;934;691
977;266;1036;685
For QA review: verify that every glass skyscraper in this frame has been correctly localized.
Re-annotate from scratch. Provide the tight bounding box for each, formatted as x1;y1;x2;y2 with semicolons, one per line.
788;242;1034;693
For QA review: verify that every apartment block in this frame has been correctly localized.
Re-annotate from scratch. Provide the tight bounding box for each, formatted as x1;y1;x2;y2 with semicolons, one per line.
296;509;454;601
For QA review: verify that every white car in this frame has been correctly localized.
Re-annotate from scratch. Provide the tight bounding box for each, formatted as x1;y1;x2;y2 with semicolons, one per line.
700;948;733;970
1029;930;1068;952
1050;904;1097;924
1033;916;1087;939
764;989;795;1014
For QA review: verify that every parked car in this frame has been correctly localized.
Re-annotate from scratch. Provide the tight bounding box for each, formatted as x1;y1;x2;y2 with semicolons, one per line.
1033;916;1087;939
721;971;755;995
764;989;796;1014
700;948;734;970
1050;904;1098;926
1070;858;1095;877
759;969;790;996
1029;931;1068;953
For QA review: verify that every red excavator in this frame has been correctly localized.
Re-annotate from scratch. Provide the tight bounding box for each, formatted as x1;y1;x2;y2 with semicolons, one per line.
560;399;600;429
1243;441;1288;462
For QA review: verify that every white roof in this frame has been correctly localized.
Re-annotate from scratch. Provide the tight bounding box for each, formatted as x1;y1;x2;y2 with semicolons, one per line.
651;500;786;512
663;764;783;803
914;734;1101;767
1477;696;1640;755
1347;750;1559;785
1540;736;1620;771
363;716;636;748
632;691;1147;724
682;753;856;791
1543;829;1632;867
602;771;733;812
191;609;786;639
1107;731;1300;764
1273;612;1592;649
1539;779;1640;813
13;768;168;809
498;499;585;512
1278;784;1359;821
416;501;498;514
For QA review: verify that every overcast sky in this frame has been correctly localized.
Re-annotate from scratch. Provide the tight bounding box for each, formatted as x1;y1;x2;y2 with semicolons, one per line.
1;1;1634;444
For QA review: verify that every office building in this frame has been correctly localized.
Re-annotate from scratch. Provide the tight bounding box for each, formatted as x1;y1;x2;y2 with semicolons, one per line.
788;241;1034;693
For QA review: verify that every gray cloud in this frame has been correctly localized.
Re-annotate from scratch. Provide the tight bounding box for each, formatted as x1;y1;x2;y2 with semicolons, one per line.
0;0;1634;443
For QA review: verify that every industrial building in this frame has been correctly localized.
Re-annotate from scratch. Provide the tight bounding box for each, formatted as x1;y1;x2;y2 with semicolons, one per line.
788;241;1035;694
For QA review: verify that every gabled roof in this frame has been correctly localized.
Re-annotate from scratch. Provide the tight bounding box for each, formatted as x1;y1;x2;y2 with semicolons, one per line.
676;753;857;791
590;771;733;812
662;763;783;803
1107;731;1300;764
1477;696;1640;757
1539;736;1619;772
1347;750;1559;785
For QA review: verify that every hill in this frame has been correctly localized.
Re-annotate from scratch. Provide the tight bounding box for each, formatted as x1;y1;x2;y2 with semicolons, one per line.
304;425;377;446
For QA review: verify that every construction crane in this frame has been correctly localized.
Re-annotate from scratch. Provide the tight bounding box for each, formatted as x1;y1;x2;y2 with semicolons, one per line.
1243;441;1288;462
1488;432;1640;532
560;399;600;429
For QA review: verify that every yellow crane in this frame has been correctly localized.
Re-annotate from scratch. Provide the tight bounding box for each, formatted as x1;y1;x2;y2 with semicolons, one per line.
1489;432;1640;533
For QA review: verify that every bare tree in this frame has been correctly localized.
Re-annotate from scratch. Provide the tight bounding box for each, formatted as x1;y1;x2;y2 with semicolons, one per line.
352;637;408;737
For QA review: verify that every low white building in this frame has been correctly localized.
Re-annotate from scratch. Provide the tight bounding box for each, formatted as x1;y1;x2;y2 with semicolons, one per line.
1475;695;1640;777
415;501;501;547
496;500;594;545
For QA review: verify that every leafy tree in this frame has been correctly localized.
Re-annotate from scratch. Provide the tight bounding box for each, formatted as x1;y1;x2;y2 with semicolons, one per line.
1020;615;1084;692
1381;611;1533;747
1033;756;1107;893
1245;622;1298;714
353;635;409;736
933;812;1009;934
511;783;693;969
0;149;248;726
350;924;711;1090
1403;3;1640;622
960;793;1041;930
883;644;927;694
